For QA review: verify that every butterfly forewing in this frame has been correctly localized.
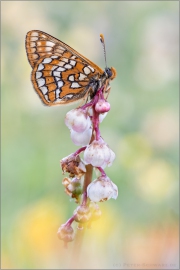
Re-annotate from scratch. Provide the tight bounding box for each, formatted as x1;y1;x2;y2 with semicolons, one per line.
26;31;67;68
25;30;105;106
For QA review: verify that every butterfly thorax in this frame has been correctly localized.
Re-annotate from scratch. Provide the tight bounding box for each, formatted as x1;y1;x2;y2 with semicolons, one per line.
88;66;116;99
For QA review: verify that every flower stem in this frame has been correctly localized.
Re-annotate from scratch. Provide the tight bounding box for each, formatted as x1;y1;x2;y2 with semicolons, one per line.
64;214;76;227
97;166;106;177
81;129;95;206
70;158;93;268
73;146;87;156
92;106;100;141
81;164;93;205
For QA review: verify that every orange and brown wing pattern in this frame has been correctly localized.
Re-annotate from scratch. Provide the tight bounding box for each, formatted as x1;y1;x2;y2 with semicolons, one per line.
25;30;105;106
26;30;67;68
25;30;104;72
31;54;99;105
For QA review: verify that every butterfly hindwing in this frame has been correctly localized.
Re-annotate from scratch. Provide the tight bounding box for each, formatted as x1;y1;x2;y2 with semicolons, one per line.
32;54;98;105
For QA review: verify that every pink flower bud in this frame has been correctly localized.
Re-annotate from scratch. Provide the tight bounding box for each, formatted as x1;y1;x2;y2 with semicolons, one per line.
87;176;118;202
95;99;110;113
70;127;92;146
65;109;91;133
88;108;107;122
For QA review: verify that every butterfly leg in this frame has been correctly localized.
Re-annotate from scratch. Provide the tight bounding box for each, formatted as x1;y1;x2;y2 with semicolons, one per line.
103;81;111;100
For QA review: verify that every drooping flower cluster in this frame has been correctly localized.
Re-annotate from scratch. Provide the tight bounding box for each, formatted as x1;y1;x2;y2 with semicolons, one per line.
57;87;118;245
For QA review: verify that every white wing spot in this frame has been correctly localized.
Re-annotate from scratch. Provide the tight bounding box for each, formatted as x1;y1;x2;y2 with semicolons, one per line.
71;56;76;59
53;71;61;77
42;58;52;64
37;64;44;71
84;67;90;75
70;60;76;66
66;94;74;98
51;55;59;59
58;80;63;88
29;42;36;47
40;86;48;94
57;46;65;51
31;54;38;60
55;77;61;82
55;89;61;98
79;73;87;81
88;65;95;72
54;98;63;103
71;82;81;88
58;62;65;67
44;94;49;101
45;41;55;47
30;32;38;37
55;49;64;54
37;78;45;87
36;71;42;79
38;47;52;52
69;75;74;81
30;37;38;41
61;58;69;63
64;64;72;69
56;67;65;71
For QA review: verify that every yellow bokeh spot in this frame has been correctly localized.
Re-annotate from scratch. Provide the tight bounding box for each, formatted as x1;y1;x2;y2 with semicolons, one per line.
136;160;175;202
119;133;152;170
13;199;64;259
86;204;122;242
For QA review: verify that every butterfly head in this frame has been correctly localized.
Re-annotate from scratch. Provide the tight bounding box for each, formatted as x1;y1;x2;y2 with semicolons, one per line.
105;67;117;80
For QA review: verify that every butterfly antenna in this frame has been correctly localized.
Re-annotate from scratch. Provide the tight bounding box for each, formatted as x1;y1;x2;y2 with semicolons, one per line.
100;34;107;69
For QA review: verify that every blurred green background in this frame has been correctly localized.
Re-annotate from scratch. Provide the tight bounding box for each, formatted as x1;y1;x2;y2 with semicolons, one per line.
1;1;179;269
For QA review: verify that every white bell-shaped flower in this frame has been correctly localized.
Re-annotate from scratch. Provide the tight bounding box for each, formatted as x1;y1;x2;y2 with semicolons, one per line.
87;176;118;202
84;139;115;168
70;127;92;146
65;108;91;133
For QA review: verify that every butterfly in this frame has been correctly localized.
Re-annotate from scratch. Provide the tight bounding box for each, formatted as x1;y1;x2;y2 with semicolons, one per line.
25;30;116;106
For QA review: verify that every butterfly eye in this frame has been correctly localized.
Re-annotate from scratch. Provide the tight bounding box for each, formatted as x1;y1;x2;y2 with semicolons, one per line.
105;67;113;78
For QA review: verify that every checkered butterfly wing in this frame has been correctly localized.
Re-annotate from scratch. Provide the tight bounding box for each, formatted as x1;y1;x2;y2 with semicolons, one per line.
25;30;104;105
